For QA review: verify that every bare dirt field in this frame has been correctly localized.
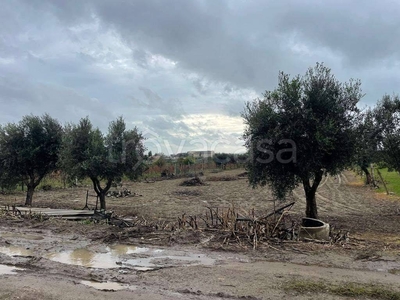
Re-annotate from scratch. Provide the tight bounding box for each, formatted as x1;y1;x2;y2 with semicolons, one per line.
0;169;399;299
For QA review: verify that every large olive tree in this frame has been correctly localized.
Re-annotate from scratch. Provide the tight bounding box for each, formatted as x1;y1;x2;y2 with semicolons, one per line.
242;63;362;219
60;117;146;210
0;114;63;205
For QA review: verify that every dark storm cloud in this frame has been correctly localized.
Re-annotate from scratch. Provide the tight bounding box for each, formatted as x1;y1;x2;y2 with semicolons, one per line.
24;0;400;96
79;0;284;91
2;0;400;153
276;1;400;66
0;74;112;127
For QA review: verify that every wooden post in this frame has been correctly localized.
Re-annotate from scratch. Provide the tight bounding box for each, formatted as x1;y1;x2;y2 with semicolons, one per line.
83;190;89;210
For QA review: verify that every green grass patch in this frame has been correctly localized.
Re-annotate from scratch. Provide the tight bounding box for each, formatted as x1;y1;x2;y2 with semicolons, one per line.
375;168;400;196
283;279;400;299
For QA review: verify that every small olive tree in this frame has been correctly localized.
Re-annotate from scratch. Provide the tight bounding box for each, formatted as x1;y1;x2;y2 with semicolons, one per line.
60;117;146;210
242;63;362;219
374;95;400;173
353;108;379;184
0;114;63;205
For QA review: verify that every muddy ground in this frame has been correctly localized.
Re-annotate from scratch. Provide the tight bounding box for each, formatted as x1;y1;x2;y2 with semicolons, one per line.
0;170;399;299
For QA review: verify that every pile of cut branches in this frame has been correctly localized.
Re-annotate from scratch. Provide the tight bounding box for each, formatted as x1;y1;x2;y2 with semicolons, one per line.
175;202;298;249
206;175;239;181
179;177;207;186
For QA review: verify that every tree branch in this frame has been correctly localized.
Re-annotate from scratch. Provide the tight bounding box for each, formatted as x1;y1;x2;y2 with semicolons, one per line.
91;177;101;195
311;170;324;192
104;178;113;194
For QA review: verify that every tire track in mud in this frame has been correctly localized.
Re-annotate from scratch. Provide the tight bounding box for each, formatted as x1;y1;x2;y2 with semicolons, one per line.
292;172;375;216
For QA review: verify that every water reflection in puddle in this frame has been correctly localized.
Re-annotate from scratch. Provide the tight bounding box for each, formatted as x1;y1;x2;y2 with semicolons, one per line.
0;264;24;275
46;245;155;268
80;280;137;291
132;266;154;271
0;245;33;257
46;248;118;268
46;245;215;270
108;245;149;255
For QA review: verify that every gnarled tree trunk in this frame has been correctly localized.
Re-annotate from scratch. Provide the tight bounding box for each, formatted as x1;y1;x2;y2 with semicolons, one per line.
25;185;35;206
302;170;324;219
305;189;318;219
98;191;107;211
361;166;372;185
91;177;112;211
24;176;42;206
24;174;46;206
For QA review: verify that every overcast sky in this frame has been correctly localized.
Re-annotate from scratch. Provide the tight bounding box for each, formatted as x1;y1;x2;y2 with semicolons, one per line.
1;0;399;154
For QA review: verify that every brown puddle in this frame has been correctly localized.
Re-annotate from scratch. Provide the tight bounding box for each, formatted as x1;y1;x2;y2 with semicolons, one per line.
46;246;155;269
0;264;24;275
80;280;137;291
46;245;216;270
46;248;118;268
0;245;33;257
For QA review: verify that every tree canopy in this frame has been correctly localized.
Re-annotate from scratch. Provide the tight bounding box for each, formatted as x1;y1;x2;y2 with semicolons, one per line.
0;114;63;205
373;95;400;173
353;108;380;184
242;63;363;219
60;116;146;210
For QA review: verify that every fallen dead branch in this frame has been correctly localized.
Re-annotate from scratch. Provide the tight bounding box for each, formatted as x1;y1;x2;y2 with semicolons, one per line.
174;202;299;249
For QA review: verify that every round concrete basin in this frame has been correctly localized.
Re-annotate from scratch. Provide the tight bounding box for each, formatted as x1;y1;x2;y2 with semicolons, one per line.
298;217;330;241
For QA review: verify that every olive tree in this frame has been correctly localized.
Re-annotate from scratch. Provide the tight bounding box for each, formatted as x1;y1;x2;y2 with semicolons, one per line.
374;95;400;173
60;117;146;210
353;108;379;185
0;114;63;205
242;63;362;219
